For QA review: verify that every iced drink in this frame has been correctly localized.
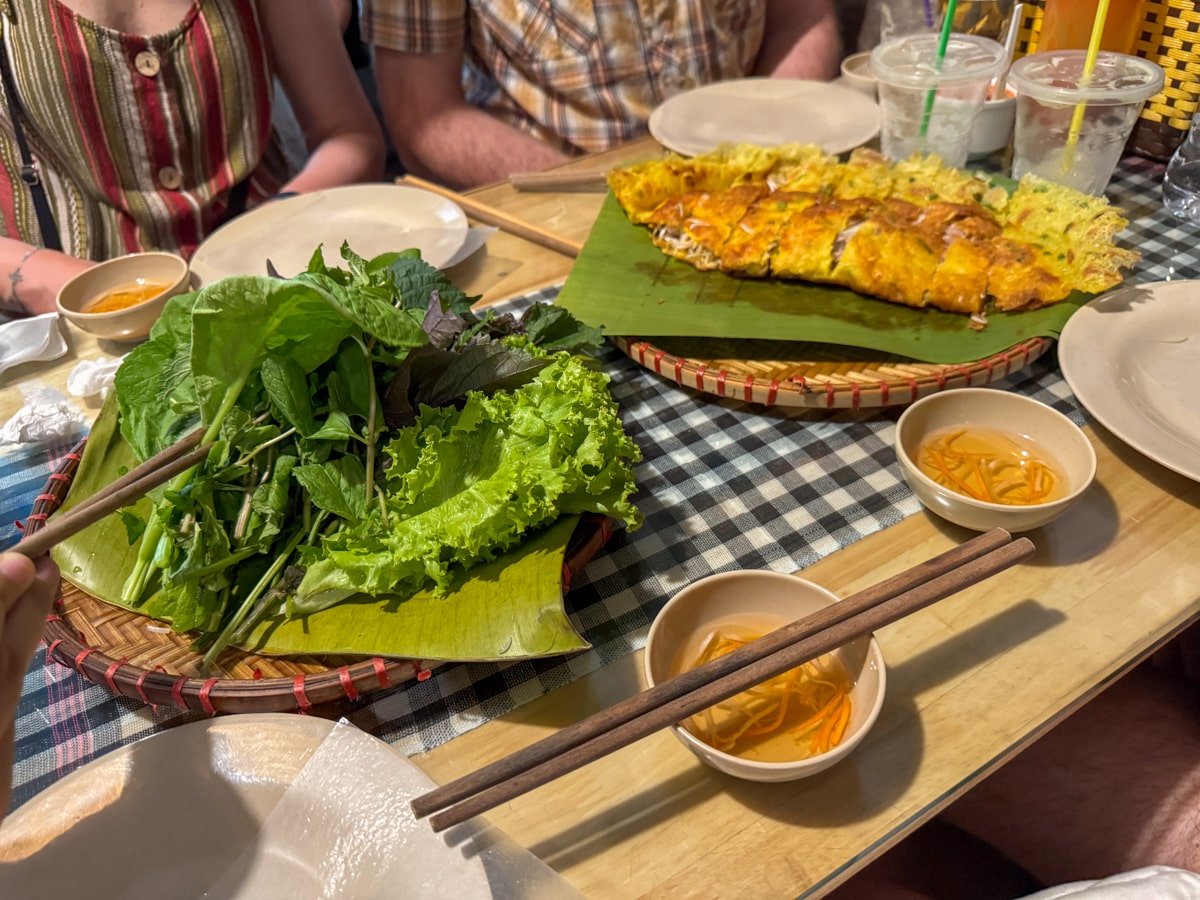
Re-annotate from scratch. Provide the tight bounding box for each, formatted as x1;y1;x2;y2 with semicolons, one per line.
1007;51;1164;195
870;34;1008;168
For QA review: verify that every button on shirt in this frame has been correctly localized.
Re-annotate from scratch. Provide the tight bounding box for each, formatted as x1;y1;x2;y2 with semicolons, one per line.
362;0;766;153
134;50;161;77
158;165;182;189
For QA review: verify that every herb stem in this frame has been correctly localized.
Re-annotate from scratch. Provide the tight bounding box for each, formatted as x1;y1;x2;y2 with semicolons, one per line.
122;370;254;606
363;341;378;510
232;427;297;469
201;526;305;669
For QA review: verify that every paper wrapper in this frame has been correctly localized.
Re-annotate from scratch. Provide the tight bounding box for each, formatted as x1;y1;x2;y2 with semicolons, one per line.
200;720;579;900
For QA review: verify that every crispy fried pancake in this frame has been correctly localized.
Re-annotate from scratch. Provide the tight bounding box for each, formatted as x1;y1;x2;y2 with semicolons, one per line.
611;144;1137;316
720;193;819;276
831;212;941;308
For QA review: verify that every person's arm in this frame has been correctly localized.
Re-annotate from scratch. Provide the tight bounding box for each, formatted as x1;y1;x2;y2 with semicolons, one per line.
753;0;841;81
0;553;59;819
259;0;385;192
0;239;95;317
375;47;569;189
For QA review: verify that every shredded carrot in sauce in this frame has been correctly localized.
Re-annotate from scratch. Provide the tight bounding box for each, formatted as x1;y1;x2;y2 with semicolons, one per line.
917;425;1065;506
679;627;854;762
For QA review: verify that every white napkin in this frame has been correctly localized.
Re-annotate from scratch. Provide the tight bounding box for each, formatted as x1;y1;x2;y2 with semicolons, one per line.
0;313;67;379
0;382;86;445
66;356;124;400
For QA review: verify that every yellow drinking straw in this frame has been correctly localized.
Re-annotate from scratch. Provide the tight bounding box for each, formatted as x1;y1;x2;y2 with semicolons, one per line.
1062;0;1112;169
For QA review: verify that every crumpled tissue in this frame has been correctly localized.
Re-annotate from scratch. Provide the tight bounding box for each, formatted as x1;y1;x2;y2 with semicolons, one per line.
0;382;86;445
0;313;67;379
66;356;124;400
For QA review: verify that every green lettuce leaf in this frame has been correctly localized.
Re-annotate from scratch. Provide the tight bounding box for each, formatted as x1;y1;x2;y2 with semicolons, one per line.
293;353;641;613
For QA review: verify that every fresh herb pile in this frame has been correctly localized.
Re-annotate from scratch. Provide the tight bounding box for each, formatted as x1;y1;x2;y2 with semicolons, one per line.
107;245;640;666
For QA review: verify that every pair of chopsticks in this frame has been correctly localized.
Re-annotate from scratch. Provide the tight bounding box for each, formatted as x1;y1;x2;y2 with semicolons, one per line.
13;428;209;559
412;528;1034;832
399;175;582;258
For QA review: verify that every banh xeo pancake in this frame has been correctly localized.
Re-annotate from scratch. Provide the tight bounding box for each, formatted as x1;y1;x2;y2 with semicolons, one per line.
609;145;1138;317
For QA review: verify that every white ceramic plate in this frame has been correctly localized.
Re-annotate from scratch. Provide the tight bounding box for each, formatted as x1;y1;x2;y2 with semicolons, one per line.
1058;281;1200;483
648;78;880;157
190;184;469;285
0;715;498;899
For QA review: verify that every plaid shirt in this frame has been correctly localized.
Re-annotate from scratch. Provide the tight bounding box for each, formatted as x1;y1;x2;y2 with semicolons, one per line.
362;0;766;152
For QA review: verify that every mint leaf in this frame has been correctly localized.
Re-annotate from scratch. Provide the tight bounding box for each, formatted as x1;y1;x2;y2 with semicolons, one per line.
521;304;604;353
119;509;146;546
293;457;368;522
384;255;477;314
262;354;318;436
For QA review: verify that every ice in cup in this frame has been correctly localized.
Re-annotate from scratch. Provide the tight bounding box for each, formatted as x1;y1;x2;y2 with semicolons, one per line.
870;34;1008;168
1006;51;1164;195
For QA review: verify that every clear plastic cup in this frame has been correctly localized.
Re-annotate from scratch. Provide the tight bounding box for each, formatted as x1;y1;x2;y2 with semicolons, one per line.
870;34;1009;168
1006;51;1165;195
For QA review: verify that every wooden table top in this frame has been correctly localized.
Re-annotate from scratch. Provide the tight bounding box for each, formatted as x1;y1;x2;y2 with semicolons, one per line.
5;139;1199;897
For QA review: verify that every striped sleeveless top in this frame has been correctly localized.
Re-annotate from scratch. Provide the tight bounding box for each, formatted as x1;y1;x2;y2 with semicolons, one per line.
0;0;291;261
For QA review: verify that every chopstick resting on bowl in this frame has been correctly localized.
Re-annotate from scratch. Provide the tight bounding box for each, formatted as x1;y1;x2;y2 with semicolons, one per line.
13;428;210;559
398;175;583;258
413;529;1035;832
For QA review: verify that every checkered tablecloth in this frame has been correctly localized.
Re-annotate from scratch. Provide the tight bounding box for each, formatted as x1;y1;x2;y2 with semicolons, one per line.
5;157;1196;812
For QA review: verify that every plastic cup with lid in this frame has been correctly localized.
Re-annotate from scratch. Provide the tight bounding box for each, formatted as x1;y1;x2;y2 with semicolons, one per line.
1006;51;1164;195
870;33;1009;168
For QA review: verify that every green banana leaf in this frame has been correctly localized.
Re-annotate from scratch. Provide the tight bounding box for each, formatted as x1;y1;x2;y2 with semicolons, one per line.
556;193;1093;365
52;398;590;663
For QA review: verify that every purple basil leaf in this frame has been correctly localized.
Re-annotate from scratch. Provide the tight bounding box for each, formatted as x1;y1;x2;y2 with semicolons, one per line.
421;290;473;350
418;343;548;408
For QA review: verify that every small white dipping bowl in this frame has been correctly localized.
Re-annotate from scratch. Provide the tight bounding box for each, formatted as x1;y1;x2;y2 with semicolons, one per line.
839;51;877;98
644;570;886;783
895;388;1097;533
968;87;1017;159
57;252;190;342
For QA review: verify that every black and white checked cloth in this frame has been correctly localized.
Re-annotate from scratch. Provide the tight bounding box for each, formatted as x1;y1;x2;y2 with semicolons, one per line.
8;157;1197;811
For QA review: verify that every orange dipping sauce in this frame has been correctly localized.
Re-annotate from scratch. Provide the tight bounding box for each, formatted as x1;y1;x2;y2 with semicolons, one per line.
83;279;170;314
676;624;854;763
917;426;1066;506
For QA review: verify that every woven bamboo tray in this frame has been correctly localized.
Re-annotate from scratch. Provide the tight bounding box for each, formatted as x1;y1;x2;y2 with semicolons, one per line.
612;335;1051;409
26;443;614;714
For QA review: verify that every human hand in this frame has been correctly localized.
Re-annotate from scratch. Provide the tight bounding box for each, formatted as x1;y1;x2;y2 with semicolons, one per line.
0;553;58;818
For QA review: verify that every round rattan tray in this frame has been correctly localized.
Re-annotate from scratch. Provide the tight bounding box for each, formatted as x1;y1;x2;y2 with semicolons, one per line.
27;443;614;714
612;335;1052;409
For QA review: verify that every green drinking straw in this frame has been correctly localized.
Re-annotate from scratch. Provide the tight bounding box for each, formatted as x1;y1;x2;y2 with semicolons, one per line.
918;0;960;138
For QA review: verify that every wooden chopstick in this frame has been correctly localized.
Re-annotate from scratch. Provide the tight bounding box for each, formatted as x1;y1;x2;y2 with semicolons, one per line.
399;174;583;258
412;527;1013;819
14;429;210;559
421;535;1035;832
508;170;609;193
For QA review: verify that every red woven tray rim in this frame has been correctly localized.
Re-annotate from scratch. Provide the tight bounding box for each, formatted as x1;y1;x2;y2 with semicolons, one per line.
613;336;1051;409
